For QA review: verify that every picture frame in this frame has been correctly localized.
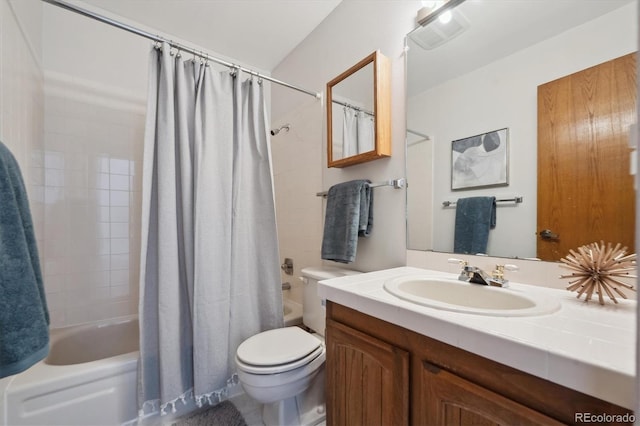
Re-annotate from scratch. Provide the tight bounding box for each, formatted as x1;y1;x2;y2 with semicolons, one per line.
451;128;509;190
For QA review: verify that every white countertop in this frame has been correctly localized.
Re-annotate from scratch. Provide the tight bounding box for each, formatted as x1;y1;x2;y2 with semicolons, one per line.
318;266;637;409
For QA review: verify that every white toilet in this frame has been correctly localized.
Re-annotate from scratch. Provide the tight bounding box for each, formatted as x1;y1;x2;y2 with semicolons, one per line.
235;266;360;426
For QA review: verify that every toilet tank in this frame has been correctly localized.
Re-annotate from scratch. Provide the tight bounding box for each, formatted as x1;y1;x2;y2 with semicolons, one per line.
301;266;361;336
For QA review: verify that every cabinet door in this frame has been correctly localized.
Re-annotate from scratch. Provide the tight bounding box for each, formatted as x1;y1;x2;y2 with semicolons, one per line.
326;320;409;426
418;361;564;426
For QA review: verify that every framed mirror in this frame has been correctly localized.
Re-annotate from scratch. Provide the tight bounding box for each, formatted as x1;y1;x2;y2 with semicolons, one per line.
327;50;391;168
406;0;637;260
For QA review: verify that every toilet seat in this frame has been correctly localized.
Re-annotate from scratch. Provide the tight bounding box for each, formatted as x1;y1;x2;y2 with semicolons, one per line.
236;346;324;375
236;326;323;375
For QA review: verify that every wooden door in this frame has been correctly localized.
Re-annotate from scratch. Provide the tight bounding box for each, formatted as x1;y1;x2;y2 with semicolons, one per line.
418;361;563;426
325;319;409;426
537;53;636;261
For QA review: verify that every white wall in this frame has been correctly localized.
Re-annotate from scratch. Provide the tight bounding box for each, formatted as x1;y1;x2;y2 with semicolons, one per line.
408;3;637;258
272;0;639;296
272;1;421;274
406;136;432;250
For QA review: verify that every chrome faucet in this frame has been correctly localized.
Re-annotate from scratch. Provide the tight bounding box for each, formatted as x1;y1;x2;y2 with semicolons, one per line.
463;265;496;286
448;258;518;288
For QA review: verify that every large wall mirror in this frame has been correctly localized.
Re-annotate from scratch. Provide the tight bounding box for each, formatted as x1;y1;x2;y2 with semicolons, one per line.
327;50;391;168
406;0;637;261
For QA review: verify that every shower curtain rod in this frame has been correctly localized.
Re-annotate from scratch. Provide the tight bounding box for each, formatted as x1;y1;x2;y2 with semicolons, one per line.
41;0;322;99
332;99;374;116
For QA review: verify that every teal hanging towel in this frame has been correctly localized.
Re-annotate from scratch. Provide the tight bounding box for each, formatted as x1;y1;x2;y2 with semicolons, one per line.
0;141;49;378
453;196;497;255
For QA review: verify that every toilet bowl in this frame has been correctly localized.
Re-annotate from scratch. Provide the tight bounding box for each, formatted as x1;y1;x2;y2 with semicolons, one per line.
235;266;360;426
236;327;326;426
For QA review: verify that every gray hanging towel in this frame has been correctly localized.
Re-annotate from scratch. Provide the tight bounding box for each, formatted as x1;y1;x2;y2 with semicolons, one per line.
0;142;49;379
453;196;496;255
321;179;373;263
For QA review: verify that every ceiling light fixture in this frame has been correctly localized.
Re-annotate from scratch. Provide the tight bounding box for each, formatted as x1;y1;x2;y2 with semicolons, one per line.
438;10;452;24
416;0;466;27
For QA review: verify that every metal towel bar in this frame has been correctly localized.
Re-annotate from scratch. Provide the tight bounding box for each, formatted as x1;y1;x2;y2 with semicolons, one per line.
316;178;406;198
442;196;523;207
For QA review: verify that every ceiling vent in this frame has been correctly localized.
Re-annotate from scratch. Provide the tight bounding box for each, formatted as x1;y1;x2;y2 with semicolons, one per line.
409;10;470;50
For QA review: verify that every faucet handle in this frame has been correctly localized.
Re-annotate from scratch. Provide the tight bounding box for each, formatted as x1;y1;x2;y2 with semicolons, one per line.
448;258;468;266
492;264;519;282
448;258;471;281
494;263;519;273
503;264;519;273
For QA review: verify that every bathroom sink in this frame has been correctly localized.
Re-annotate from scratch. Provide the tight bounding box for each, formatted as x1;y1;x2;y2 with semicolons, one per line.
383;275;561;317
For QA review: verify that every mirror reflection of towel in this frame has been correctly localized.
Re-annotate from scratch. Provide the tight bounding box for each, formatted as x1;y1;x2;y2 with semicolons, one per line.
0;142;49;378
321;180;373;263
453;196;496;255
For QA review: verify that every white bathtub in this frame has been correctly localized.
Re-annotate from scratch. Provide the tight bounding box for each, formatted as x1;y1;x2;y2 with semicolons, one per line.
1;316;139;426
283;298;303;326
1;305;299;425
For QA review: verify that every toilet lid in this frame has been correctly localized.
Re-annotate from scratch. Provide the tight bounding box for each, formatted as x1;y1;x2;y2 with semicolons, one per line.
237;326;322;367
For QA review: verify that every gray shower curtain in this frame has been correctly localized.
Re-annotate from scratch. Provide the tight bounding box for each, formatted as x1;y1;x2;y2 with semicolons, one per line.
138;42;283;416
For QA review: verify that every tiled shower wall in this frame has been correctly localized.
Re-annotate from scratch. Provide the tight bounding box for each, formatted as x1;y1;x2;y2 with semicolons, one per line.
40;2;149;328
42;75;145;327
2;0;146;328
271;98;324;304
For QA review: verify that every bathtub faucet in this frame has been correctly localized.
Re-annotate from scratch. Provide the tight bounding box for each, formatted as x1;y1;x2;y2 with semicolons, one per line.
281;282;291;290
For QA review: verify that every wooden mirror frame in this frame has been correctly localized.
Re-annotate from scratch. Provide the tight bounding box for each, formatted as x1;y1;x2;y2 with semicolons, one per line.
326;50;391;168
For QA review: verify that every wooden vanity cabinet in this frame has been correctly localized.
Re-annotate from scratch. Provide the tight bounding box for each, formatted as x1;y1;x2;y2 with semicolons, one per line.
325;319;409;425
325;301;633;426
419;360;562;425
